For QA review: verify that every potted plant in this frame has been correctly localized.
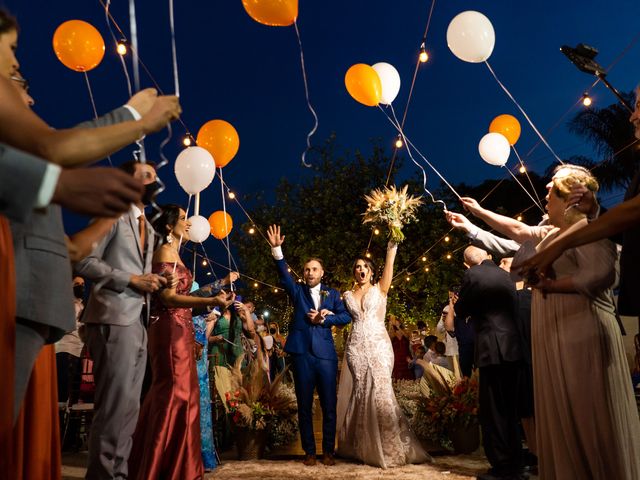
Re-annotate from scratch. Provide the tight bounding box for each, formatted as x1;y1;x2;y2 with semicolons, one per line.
224;355;298;459
422;374;480;453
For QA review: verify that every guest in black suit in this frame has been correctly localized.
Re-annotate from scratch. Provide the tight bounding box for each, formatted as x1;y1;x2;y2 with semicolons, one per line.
448;246;524;480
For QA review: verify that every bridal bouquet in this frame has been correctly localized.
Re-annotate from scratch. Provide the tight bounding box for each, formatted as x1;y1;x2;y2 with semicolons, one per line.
363;185;423;243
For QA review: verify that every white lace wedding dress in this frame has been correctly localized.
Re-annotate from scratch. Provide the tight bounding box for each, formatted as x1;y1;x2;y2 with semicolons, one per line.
336;284;431;468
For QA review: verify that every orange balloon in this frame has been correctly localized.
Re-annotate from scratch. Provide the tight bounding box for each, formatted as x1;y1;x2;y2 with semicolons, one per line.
197;120;240;168
242;0;298;27
52;20;105;72
489;114;521;146
209;211;233;240
345;64;382;107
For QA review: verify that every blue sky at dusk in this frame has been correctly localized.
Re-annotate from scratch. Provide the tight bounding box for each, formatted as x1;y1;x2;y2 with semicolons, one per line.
5;0;640;280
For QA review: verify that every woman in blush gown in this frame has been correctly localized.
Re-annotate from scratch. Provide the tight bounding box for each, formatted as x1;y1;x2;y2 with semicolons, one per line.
129;205;233;480
336;242;431;468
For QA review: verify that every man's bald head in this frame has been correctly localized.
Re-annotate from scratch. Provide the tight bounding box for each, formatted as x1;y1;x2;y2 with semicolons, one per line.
463;246;490;267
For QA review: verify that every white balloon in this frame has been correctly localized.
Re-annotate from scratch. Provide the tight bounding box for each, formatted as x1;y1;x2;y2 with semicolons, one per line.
174;146;216;195
478;132;510;166
446;11;495;63
372;62;401;105
188;214;210;243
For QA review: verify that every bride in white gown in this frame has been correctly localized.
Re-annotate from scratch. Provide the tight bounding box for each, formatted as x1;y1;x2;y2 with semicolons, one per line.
336;241;431;468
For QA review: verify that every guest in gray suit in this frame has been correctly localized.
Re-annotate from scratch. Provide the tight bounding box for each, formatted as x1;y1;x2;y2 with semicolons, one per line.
10;79;161;419
74;160;170;480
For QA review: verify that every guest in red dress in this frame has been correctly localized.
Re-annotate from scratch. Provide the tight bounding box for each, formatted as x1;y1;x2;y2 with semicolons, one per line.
129;205;234;480
388;315;414;380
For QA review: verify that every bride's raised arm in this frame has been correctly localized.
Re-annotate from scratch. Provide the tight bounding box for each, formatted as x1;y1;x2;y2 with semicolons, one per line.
378;241;398;295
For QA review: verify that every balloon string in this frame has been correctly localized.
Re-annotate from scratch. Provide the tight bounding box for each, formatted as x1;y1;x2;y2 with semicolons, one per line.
503;166;545;213
294;21;318;168
83;72;114;167
384;104;461;204
125;0;147;162
105;0;146;163
104;0;133;98
128;0;141;91
219;168;234;290
484;61;564;165
384;105;449;211
168;0;180;97
149;121;173;223
195;243;219;281
171;193;192;274
512;145;545;212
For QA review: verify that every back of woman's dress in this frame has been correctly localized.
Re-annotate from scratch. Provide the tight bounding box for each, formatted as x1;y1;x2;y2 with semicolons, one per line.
336;284;430;468
129;263;203;480
531;222;640;480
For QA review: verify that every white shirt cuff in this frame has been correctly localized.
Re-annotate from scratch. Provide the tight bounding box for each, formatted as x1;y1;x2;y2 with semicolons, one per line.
271;246;283;260
466;225;479;240
35;163;62;208
123;104;142;120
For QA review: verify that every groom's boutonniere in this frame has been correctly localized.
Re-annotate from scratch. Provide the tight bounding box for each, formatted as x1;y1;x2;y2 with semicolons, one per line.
320;289;329;300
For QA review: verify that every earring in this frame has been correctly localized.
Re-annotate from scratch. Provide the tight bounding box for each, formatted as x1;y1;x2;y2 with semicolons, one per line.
166;234;174;244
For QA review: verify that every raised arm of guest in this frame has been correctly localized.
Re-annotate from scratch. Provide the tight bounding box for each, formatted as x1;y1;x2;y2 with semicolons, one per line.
446;211;521;256
459;197;550;244
517;194;640;277
0;76;180;167
191;272;240;298
153;247;235;309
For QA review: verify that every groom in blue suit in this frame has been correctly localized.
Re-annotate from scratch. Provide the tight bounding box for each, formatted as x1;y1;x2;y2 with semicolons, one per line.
267;225;351;466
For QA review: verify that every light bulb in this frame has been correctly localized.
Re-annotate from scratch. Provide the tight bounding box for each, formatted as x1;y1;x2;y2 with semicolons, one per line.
374;228;380;235
517;215;523;222
182;136;192;147
365;252;371;258
228;191;235;199
395;136;403;149
424;267;429;272
421;256;427;262
273;288;278;293
406;276;411;282
116;41;127;56
206;271;212;276
419;47;429;63
582;93;592;107
446;253;452;260
253;282;258;288
444;236;450;242
201;260;207;266
519;165;526;174
248;227;255;234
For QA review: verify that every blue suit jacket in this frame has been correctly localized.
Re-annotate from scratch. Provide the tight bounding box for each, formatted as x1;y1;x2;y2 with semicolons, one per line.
275;258;351;360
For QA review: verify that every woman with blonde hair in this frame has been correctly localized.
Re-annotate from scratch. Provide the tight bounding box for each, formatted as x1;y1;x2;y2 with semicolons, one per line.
460;164;640;479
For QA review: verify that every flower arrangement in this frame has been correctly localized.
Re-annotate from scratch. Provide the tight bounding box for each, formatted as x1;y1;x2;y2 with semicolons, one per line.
363;185;423;243
420;374;479;448
394;374;479;450
225;355;298;448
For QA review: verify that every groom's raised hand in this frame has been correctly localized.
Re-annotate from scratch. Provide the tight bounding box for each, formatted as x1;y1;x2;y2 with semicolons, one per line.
267;224;285;248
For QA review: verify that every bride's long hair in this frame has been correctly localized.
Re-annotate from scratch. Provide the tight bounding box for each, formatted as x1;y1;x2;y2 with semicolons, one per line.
351;257;377;285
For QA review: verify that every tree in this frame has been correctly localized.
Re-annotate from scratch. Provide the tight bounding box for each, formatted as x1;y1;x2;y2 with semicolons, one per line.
232;136;467;332
562;93;638;192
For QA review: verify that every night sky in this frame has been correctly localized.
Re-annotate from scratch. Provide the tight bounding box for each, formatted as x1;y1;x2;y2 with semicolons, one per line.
5;0;640;281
